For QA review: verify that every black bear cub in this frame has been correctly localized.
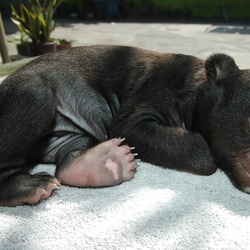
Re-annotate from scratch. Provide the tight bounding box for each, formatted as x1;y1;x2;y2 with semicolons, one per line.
0;45;249;206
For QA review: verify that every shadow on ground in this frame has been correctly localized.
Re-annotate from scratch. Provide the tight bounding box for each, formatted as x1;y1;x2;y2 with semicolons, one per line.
206;25;250;34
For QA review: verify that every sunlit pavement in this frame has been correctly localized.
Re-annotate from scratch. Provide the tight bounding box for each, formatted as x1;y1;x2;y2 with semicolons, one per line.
2;19;250;70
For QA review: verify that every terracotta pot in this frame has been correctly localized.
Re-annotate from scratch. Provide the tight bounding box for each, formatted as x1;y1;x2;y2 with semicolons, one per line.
56;42;72;51
27;42;57;56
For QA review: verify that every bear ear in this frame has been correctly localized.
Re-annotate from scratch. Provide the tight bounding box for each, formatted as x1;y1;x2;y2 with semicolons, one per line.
205;54;239;81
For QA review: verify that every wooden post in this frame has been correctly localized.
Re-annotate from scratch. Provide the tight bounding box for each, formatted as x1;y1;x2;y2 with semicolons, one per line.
0;12;10;63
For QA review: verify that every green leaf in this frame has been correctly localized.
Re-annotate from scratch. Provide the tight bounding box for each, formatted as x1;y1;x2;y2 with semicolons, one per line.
11;0;62;43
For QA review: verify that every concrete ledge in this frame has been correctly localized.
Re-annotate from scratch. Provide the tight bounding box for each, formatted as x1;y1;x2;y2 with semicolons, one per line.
0;57;34;77
0;76;6;83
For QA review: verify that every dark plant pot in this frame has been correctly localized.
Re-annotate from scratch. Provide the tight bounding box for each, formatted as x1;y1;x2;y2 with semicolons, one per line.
27;42;57;56
92;0;120;18
16;43;29;56
56;42;72;51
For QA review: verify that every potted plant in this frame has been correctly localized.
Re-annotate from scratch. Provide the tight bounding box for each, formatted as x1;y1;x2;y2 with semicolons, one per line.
11;0;62;56
14;32;30;56
54;38;72;50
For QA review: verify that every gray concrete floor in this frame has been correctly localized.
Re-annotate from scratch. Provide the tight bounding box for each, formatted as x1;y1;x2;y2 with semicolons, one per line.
1;19;250;69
